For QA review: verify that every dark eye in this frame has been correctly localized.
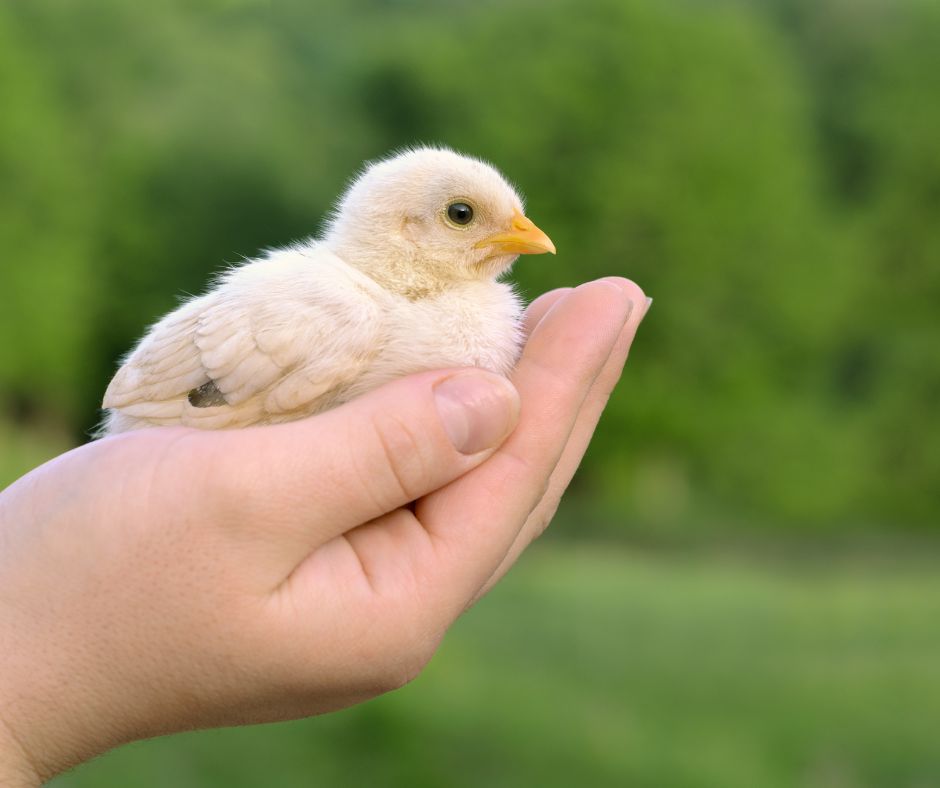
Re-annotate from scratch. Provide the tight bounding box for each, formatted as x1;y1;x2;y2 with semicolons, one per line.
446;202;474;226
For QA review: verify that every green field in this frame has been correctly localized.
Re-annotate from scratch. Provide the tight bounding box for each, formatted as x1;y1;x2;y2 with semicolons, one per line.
51;544;940;788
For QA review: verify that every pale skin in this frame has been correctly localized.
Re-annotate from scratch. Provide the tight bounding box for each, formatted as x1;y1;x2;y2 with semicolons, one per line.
0;277;648;785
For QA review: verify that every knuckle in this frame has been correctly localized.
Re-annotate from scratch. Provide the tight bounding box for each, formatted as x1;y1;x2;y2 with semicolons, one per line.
334;417;391;518
368;411;434;505
532;498;561;540
367;609;442;692
379;638;438;692
533;474;553;506
331;633;437;698
375;652;428;693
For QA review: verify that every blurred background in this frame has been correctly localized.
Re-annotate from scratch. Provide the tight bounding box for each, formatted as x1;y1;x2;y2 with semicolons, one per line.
2;0;938;785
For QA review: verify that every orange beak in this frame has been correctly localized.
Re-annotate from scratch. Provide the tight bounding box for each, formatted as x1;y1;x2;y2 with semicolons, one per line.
474;209;556;256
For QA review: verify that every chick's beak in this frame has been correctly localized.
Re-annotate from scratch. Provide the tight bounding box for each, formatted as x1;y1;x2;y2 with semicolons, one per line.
475;209;556;255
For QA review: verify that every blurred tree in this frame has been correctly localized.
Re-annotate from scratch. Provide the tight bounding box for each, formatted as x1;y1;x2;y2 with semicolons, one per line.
0;8;97;427
765;0;940;524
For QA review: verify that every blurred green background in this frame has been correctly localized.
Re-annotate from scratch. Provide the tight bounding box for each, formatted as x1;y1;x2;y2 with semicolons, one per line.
2;0;938;785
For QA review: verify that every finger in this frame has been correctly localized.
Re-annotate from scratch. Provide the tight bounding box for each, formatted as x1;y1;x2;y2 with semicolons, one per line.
416;279;635;605
529;282;650;522
203;368;520;566
473;281;649;599
523;287;572;337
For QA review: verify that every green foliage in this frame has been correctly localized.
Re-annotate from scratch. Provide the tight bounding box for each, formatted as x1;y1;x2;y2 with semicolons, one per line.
52;544;940;787
0;14;97;422
1;0;937;530
0;419;71;491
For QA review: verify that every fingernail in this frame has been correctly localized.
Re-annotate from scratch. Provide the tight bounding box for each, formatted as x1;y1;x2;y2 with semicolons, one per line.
433;371;520;454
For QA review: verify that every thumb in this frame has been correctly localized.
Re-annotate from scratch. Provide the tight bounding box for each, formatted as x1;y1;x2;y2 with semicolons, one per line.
206;368;520;556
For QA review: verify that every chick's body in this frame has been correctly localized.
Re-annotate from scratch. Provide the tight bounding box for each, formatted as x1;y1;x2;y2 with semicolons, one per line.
104;246;521;432
102;147;554;435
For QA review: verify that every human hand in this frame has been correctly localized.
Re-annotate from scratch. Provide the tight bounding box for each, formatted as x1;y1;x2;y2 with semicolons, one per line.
0;277;648;785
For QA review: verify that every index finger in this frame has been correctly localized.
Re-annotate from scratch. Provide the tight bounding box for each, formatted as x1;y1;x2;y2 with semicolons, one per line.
416;279;635;604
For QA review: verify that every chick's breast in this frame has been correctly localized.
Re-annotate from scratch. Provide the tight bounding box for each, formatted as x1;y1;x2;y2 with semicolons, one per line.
360;280;523;393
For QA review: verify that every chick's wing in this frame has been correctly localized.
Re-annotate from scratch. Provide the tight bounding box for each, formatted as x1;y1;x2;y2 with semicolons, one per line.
103;255;382;427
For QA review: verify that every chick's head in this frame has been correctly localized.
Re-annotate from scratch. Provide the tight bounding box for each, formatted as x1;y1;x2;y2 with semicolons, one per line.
325;147;555;293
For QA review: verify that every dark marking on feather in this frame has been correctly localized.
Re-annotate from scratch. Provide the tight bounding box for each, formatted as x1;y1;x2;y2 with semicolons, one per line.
188;381;227;408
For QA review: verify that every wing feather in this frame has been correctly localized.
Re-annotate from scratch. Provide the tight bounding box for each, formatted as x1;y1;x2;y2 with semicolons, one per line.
102;249;384;431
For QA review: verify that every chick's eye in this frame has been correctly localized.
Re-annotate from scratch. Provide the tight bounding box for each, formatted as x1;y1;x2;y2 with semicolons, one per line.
446;202;474;226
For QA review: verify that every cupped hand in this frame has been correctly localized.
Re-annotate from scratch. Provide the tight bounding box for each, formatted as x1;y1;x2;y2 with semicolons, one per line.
0;277;647;785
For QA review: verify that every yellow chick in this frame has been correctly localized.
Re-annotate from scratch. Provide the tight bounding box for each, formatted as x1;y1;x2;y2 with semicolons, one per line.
101;147;555;434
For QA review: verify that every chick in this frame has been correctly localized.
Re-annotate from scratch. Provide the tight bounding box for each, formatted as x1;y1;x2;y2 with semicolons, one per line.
101;147;555;434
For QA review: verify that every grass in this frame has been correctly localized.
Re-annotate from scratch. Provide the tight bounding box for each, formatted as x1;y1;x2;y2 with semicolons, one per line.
50;543;940;788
